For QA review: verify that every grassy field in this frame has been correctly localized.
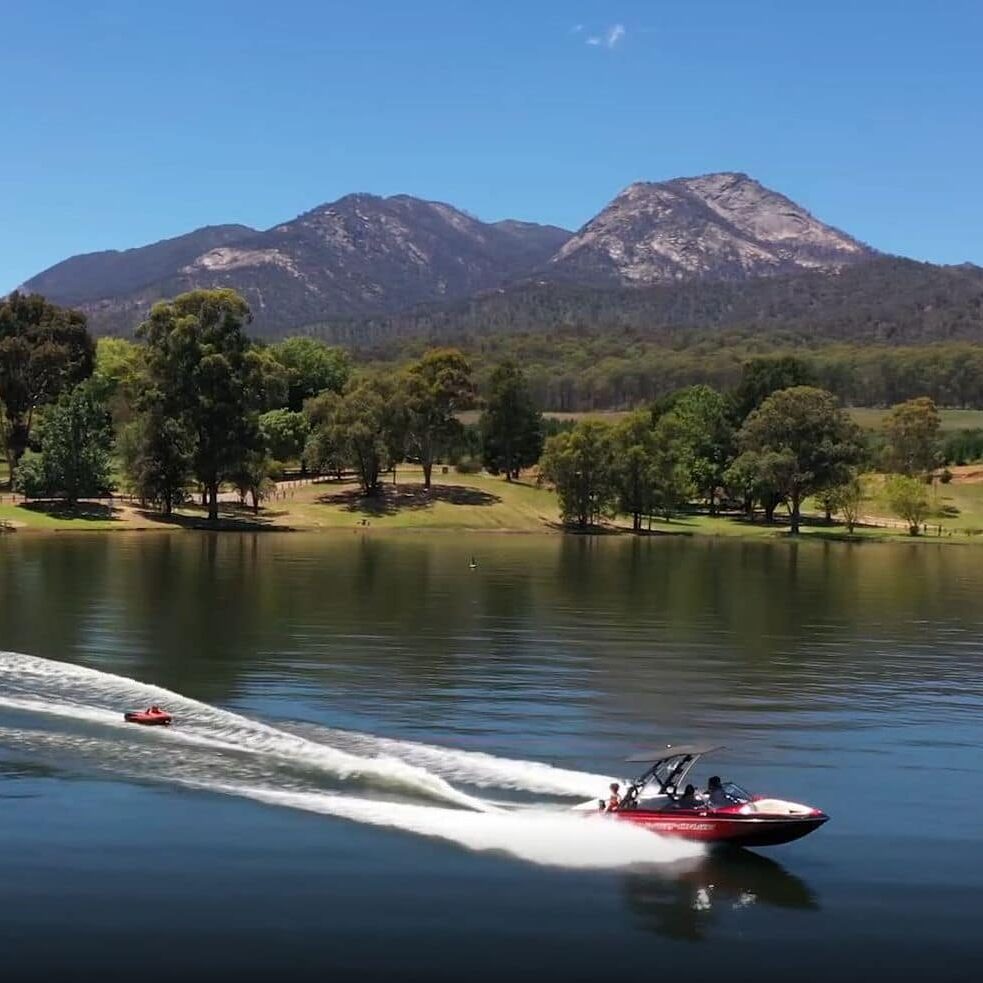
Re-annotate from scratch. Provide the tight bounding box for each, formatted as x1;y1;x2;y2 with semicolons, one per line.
848;407;983;431
461;407;983;431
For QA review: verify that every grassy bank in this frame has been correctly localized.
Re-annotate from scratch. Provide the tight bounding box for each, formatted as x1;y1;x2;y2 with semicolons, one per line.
0;469;559;534
4;465;983;544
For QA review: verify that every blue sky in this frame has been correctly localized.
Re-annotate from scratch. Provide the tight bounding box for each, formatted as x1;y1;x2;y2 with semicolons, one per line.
3;0;982;292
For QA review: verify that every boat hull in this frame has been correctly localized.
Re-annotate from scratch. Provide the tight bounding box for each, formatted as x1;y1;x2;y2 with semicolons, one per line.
123;711;172;726
613;810;828;847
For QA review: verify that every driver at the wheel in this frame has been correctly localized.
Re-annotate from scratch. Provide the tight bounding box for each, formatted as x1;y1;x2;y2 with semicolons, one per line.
706;775;729;807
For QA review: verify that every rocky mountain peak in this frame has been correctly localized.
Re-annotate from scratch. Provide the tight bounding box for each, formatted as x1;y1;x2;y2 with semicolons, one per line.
550;172;875;285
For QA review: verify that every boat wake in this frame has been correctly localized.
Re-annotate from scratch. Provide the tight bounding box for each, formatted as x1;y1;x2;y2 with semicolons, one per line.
0;652;703;869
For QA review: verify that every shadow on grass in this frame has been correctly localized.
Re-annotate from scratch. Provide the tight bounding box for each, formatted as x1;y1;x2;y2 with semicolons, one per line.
325;483;501;516
20;500;123;522
135;503;294;532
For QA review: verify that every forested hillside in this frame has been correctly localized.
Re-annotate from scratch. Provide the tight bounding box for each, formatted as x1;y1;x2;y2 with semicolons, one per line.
312;257;983;348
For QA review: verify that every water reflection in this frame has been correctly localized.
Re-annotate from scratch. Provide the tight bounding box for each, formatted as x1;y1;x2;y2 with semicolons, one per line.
623;850;819;941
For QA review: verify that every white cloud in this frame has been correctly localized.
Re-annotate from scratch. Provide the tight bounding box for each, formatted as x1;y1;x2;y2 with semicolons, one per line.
583;24;626;49
571;24;584;34
606;23;626;48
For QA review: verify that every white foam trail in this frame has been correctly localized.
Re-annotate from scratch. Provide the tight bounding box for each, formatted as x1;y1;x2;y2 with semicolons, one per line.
207;783;705;869
0;724;704;870
303;725;621;797
0;652;490;812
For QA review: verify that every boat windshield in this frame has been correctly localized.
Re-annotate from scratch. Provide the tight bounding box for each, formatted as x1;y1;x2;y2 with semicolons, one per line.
716;782;752;805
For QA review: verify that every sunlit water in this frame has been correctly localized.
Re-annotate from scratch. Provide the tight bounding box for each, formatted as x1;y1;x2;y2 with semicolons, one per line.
1;533;981;980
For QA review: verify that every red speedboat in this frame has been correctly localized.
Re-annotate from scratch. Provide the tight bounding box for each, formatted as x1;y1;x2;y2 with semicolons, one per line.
602;744;828;848
123;706;172;726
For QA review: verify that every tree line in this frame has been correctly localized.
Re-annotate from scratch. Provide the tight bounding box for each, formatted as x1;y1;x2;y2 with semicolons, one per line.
0;289;957;534
356;331;983;413
540;366;947;535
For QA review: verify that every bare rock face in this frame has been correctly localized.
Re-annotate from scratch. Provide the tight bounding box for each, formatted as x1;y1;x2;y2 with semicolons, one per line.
549;172;875;285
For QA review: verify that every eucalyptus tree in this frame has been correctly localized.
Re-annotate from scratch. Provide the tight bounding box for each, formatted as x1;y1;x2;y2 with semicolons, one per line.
0;292;95;482
401;348;474;489
138;289;262;520
479;360;543;480
738;386;864;534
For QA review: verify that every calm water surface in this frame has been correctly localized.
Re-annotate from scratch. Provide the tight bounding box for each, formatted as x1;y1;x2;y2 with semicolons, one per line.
1;532;981;981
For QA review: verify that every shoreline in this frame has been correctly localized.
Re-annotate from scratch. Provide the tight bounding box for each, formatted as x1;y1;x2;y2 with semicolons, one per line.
3;467;980;546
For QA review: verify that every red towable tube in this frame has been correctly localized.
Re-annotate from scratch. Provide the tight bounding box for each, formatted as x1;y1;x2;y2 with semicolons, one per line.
123;707;173;726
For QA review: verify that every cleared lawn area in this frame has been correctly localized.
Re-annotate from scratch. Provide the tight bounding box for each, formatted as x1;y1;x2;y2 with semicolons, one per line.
283;468;559;531
0;500;130;530
0;469;560;533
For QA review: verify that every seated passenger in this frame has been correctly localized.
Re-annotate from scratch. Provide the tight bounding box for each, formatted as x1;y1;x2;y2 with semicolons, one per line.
676;783;699;809
706;775;729;807
607;782;621;812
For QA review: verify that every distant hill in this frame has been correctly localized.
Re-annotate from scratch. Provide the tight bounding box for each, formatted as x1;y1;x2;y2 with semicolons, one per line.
19;195;571;336
22;225;257;305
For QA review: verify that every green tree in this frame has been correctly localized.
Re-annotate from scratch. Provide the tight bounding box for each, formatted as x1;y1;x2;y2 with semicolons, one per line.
230;450;276;513
612;411;693;528
139;289;262;520
305;378;398;495
661;385;733;513
540;420;616;528
738;386;864;534
882;397;941;476
612;412;659;531
885;474;931;535
17;384;113;504
723;449;796;523
828;476;865;534
13;451;47;499
0;292;95;482
270;337;351;410
730;356;816;422
259;409;310;464
120;401;194;516
479;360;543;481
401;349;474;489
91;337;145;428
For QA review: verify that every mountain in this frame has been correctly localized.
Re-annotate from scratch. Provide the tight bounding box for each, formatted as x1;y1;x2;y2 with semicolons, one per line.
19;195;571;336
22;224;257;306
17;172;889;338
548;172;875;285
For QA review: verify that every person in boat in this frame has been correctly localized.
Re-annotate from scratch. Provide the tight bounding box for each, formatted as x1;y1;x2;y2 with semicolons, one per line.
707;775;730;807
607;782;621;811
676;783;699;809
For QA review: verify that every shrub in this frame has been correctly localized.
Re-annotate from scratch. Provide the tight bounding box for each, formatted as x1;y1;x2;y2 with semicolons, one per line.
13;452;49;499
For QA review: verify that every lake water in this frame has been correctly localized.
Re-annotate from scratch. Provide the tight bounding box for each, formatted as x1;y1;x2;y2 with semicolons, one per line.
1;532;981;981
